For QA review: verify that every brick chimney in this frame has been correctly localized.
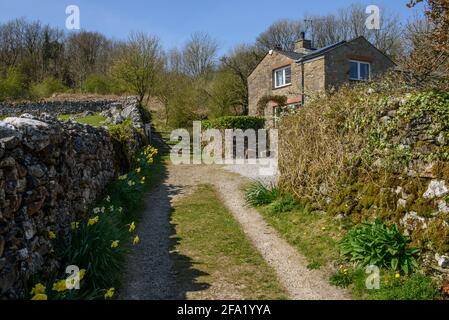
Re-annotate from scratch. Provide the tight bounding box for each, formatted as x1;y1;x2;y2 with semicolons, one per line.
294;32;313;53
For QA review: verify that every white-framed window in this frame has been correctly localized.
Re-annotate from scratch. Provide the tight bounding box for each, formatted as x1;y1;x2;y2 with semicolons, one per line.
273;65;292;88
349;60;371;81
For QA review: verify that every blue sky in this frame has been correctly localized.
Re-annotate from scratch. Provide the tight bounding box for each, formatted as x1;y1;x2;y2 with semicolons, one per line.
0;0;423;55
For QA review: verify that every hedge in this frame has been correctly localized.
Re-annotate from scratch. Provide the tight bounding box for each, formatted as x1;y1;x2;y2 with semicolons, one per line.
202;116;265;130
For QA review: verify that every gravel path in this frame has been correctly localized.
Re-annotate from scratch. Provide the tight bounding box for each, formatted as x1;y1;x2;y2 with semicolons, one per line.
120;162;348;300
119;182;182;300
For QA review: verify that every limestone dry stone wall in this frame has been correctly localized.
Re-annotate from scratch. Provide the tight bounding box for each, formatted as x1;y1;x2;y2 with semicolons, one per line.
0;97;147;298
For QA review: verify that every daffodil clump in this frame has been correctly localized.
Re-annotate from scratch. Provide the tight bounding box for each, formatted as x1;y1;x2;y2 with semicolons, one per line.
30;269;87;300
31;145;158;300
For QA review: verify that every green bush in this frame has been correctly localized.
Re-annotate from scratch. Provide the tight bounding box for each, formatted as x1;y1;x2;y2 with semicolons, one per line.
108;119;145;169
82;75;112;95
0;67;30;101
340;220;419;273
202;116;265;130
245;181;280;207
30;77;67;98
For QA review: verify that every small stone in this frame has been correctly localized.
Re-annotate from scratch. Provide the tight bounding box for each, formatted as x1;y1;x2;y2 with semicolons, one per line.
397;199;407;208
0;136;20;149
435;253;449;269
423;180;449;199
0;157;16;167
438;200;449;214
17;248;29;260
437;132;447;146
400;212;428;232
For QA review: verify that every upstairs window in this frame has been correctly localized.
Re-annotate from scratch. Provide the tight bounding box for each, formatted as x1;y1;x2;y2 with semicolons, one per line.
349;60;370;81
273;65;292;88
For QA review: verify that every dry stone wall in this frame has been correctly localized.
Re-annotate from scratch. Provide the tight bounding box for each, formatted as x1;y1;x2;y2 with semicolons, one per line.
0;97;146;299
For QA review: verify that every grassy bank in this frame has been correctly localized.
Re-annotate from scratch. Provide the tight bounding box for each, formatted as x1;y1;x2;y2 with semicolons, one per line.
245;182;443;300
171;184;288;300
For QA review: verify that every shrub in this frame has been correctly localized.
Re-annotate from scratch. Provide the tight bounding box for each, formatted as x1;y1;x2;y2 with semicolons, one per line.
340;220;419;273
82;75;112;95
245;181;280;206
30;77;67;98
202;116;265;130
108;119;145;169
0;67;30;100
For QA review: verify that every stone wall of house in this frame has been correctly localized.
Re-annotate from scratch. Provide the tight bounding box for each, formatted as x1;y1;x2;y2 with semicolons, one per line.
248;51;302;116
0;99;146;299
301;56;326;96
324;37;395;89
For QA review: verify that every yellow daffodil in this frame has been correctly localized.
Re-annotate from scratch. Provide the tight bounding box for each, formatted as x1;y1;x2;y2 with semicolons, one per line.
79;269;86;281
71;222;80;230
88;216;99;226
31;283;46;295
128;222;136;233
395;273;401;279
111;240;120;249
118;174;127;180
136;167;141;173
133;235;140;245
48;231;56;240
127;180;135;187
104;288;115;299
321;227;326;231
31;293;48;300
52;280;67;292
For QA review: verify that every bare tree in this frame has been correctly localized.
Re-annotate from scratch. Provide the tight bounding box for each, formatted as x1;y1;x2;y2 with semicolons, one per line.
113;32;164;105
220;44;262;114
256;19;304;52
65;31;111;85
182;32;218;78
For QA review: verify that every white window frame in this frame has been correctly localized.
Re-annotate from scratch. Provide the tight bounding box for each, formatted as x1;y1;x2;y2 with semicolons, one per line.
349;60;371;81
273;65;292;88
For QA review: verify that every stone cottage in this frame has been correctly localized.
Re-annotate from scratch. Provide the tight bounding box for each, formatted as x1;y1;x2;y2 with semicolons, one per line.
248;33;395;125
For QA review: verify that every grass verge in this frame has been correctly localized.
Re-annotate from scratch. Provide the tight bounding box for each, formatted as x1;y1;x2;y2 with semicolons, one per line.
244;182;443;300
171;184;288;300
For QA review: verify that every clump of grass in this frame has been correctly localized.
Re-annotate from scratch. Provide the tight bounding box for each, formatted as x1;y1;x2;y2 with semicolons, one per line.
268;194;300;214
306;261;322;270
330;268;355;288
245;181;280;207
